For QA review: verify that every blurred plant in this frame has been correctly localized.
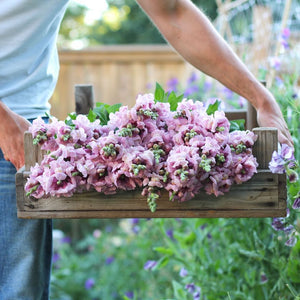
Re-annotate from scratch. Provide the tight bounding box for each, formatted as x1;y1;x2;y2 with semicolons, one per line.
165;72;247;111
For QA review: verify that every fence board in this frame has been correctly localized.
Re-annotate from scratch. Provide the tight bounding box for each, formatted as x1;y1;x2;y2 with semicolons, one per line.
50;45;191;120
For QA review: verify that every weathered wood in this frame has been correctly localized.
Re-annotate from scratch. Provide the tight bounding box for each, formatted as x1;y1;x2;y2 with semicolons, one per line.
24;133;39;172
246;103;259;130
225;110;247;122
17;209;286;219
252;127;278;169
75;84;94;115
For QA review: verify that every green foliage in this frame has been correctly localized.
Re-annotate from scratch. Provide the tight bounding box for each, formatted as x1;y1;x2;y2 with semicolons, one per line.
51;217;300;299
59;1;218;46
206;99;221;115
58;3;89;48
229;119;246;132
87;102;121;124
154;82;184;111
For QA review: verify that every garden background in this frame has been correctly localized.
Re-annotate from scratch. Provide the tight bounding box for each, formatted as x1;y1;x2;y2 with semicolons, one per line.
50;0;300;299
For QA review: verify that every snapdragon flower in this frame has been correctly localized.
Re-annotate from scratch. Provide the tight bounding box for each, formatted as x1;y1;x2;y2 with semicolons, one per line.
25;92;258;211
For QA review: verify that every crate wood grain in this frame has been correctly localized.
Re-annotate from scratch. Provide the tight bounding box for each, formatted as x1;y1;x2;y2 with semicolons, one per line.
16;127;287;219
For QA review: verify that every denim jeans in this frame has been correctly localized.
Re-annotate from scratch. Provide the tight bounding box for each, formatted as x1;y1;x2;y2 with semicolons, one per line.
0;148;52;299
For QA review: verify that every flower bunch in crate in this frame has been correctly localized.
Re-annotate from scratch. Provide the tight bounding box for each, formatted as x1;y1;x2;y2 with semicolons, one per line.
25;84;258;212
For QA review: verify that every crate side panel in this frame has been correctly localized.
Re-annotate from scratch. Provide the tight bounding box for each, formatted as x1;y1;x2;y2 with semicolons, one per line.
17;208;287;219
21;172;280;213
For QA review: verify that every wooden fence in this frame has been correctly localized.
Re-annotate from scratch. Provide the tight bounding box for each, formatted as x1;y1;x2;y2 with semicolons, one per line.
50;45;193;120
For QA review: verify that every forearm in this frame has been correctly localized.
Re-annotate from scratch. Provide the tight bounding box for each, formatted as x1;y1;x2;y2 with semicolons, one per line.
137;0;268;110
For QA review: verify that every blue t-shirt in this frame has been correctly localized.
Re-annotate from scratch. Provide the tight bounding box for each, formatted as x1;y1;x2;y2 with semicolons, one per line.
0;0;69;119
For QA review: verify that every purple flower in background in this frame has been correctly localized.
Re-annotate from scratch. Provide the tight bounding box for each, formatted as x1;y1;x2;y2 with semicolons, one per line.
238;96;246;108
167;77;179;92
272;218;285;231
61;236;71;244
185;283;201;299
281;28;290;49
285;235;297;247
275;76;285;88
287;169;299;183
131;218;140;225
166;228;175;240
283;225;294;235
105;256;115;265
281;144;295;161
146;82;153;90
260;273;268;284
187;72;198;84
282;28;291;39
292;197;300;209
193;291;201;300
269;150;286;174
221;86;234;100
269;56;281;71
185;283;197;294
52;252;60;264
179;267;188;277
130;218;140;234
124;291;134;299
200;224;207;230
93;229;102;238
203;81;212;93
184;85;200;97
85;278;95;290
269;144;296;179
144;260;157;271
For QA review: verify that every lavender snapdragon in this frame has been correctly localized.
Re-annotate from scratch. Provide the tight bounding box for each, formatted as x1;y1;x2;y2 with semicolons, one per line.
25;93;258;212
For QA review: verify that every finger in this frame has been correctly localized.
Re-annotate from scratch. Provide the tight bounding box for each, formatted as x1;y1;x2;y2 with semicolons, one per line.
278;131;294;149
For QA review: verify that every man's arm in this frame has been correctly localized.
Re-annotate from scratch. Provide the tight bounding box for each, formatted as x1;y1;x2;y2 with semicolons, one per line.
136;0;293;147
0;102;30;169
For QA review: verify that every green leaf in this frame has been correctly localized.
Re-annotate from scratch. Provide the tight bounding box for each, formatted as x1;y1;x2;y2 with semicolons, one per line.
87;109;97;122
206;99;221;115
153;247;174;255
93;105;109;125
107;103;121;114
155;256;169;269
238;249;263;260
169;92;184;111
95;102;110;109
172;280;187;299
229;119;245;132
65;118;75;128
154;82;166;102
68;112;77;120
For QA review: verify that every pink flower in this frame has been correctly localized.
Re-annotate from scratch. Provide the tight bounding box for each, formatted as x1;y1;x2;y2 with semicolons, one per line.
232;154;258;184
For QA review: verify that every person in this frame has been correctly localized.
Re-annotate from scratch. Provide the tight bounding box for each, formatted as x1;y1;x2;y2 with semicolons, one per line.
0;0;293;299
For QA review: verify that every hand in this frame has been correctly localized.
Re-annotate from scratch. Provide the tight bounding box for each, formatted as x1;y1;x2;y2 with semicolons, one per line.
0;102;31;170
256;96;293;148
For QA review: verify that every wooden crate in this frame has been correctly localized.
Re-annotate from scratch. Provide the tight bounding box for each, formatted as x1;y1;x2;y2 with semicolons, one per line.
16;127;286;219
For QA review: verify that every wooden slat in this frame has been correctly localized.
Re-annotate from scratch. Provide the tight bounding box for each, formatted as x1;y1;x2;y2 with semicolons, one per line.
24;133;39;172
252;127;278;169
17;209;286;219
225;110;247;124
75;84;94;114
